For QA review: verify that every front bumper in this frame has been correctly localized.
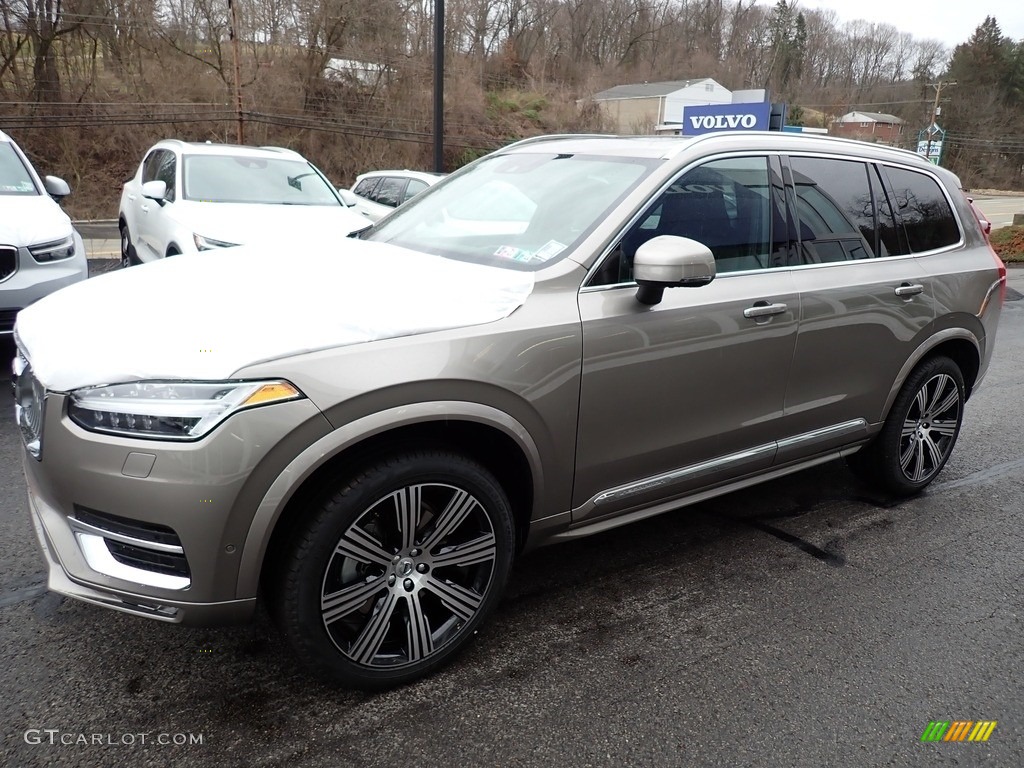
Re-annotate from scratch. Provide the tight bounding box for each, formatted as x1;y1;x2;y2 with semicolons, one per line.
22;391;331;625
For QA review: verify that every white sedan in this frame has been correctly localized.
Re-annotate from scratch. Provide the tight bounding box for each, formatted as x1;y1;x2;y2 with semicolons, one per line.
118;141;368;266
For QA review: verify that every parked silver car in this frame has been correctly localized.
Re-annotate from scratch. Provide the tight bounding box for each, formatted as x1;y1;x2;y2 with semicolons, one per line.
14;133;1006;689
0;130;87;335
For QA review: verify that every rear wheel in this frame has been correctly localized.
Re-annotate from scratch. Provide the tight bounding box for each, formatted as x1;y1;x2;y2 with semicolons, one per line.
273;451;515;689
119;225;137;268
849;355;964;496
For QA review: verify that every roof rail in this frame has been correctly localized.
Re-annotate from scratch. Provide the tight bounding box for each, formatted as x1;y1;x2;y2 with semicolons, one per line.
501;133;618;150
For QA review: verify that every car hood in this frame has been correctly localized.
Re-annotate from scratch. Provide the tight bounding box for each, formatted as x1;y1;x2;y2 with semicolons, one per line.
0;195;73;246
15;240;535;392
174;201;368;243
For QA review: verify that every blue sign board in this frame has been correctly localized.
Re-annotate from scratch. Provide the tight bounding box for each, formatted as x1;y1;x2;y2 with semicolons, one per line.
682;102;771;135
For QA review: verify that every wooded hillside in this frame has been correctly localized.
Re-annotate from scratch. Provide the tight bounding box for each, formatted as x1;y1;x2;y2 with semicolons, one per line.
2;0;1022;218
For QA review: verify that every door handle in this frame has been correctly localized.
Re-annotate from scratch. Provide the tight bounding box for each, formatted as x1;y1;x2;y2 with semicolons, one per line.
127;194;136;201
140;204;149;213
894;282;924;297
743;301;788;319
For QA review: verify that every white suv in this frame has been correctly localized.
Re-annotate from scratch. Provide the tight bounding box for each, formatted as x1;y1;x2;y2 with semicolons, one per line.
349;170;444;222
118;141;368;266
0;130;87;336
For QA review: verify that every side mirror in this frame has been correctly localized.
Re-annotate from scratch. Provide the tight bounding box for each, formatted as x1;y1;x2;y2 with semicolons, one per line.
634;235;716;306
337;188;358;207
43;175;71;200
141;179;168;203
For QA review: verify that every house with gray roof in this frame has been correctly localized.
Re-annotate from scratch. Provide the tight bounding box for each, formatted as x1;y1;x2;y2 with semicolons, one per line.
589;78;732;134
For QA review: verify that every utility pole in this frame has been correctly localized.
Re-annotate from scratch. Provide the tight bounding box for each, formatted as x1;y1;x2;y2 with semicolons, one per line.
228;0;244;144
433;0;444;173
925;80;955;163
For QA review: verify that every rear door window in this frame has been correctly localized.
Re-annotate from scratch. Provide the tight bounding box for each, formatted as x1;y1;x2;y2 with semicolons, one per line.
353;177;381;198
882;166;961;252
373;177;406;208
789;157;876;263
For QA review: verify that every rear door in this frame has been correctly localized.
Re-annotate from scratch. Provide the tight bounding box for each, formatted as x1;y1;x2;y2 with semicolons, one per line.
778;155;941;462
574;155;798;523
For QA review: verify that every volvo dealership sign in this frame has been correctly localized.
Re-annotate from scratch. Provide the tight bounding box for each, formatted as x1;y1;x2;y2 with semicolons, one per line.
682;102;771;135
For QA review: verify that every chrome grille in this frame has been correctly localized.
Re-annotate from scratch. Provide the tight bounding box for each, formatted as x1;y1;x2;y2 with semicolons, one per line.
0;246;15;282
13;349;44;459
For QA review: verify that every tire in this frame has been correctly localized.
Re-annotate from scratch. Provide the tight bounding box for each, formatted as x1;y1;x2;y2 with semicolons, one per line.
119;225;137;268
273;451;515;690
849;355;965;496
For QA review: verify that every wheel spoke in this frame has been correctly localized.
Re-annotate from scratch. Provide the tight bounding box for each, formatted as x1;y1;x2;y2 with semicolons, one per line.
432;532;497;569
913;386;928;418
404;592;434;662
336;525;392;567
930;419;958;438
901;419;918;439
901;436;924;481
392;485;423;552
423;575;483;622
349;590;400;665
421;489;479;552
922;433;945;472
322;576;386;625
930;383;959;418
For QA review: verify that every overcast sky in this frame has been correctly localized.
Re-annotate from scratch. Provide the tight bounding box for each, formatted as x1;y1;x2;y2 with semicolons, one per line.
793;1;1024;49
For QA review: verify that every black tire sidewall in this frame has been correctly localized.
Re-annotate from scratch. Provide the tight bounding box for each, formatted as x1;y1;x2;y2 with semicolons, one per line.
277;451;515;689
120;226;133;267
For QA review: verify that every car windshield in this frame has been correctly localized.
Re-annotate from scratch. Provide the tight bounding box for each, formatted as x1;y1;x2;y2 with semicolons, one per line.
363;152;658;270
182;154;341;205
0;143;39;195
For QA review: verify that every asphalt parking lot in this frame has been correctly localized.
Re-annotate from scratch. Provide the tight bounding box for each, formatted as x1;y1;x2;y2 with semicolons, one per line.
1;272;1023;768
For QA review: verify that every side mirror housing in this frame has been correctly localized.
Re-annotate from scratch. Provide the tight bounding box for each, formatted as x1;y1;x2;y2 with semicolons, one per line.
633;235;716;305
337;188;359;207
141;179;168;203
43;175;71;200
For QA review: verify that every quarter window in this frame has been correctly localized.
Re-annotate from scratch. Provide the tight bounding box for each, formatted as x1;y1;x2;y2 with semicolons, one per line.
403;179;428;203
882;166;960;252
790;157;875;263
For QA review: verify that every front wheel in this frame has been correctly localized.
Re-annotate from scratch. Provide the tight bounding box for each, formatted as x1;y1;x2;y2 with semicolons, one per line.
273;451;515;689
849;355;965;496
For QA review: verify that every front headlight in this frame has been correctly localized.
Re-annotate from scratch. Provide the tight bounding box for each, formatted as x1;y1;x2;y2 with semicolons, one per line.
68;380;303;440
193;233;240;251
29;235;76;262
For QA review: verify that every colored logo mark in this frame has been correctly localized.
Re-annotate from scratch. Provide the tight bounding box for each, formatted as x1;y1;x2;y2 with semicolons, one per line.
921;720;997;742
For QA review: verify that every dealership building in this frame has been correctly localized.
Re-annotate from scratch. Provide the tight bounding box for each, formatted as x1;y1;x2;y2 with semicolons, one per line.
590;79;781;136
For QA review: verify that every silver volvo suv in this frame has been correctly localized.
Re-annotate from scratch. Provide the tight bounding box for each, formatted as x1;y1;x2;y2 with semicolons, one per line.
13;133;1006;689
